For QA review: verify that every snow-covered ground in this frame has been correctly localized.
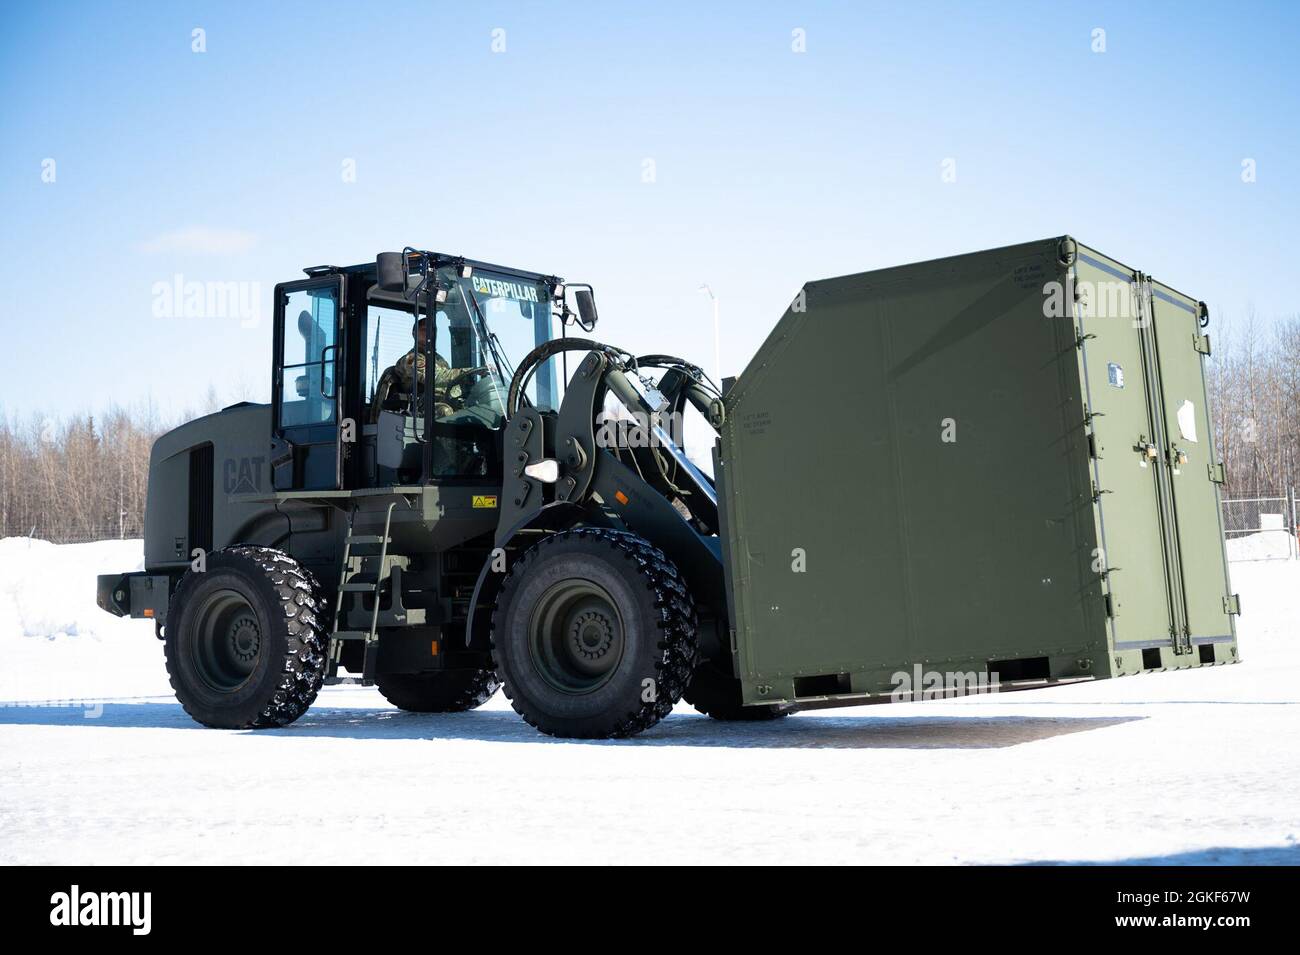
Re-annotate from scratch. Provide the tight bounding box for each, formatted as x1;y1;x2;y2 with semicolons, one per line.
1;535;1296;865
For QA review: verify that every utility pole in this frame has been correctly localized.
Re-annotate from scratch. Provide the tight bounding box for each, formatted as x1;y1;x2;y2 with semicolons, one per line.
698;284;720;383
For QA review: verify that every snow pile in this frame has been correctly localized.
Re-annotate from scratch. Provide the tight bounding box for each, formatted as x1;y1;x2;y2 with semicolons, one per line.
1225;530;1296;562
0;537;167;701
1224;557;1294;669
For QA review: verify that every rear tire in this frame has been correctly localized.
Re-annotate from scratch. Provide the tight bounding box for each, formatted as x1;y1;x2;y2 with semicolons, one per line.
164;545;327;729
491;528;696;738
684;662;789;721
375;670;500;712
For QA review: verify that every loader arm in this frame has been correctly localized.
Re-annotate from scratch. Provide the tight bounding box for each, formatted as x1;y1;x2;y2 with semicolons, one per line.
464;347;731;661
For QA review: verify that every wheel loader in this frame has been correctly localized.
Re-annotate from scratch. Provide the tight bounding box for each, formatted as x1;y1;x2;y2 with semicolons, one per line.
97;237;1240;738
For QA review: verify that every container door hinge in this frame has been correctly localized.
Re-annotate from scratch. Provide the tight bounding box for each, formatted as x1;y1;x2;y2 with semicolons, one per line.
1104;592;1116;618
1091;483;1112;503
1208;462;1225;484
1223;594;1241;616
1193;333;1211;355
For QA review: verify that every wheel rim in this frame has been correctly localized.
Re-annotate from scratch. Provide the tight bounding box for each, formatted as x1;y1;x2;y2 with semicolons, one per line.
192;589;263;693
527;580;625;694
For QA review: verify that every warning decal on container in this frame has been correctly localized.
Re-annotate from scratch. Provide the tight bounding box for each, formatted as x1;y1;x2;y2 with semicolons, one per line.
1177;400;1198;442
472;495;498;509
1107;362;1125;388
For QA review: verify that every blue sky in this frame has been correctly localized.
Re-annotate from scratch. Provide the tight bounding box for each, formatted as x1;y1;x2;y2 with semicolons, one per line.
1;1;1297;421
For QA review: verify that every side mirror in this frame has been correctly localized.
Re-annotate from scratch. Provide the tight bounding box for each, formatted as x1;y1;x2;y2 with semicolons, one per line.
574;288;598;329
376;252;407;292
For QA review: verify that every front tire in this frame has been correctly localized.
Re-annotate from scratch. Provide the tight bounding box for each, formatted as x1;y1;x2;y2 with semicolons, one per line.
375;670;500;712
491;528;697;738
164;546;327;729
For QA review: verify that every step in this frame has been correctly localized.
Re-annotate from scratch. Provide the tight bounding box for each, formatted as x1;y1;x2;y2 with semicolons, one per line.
350;609;428;627
346;535;391;545
331;630;376;641
362;639;378;684
340;581;380;592
324;676;374;687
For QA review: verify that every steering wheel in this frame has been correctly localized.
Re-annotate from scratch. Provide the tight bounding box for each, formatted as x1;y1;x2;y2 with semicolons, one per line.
445;366;491;389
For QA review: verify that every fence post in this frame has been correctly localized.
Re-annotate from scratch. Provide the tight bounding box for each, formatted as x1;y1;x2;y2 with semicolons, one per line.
1284;485;1294;561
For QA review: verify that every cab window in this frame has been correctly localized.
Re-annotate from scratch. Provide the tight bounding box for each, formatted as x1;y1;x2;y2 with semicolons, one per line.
279;286;337;428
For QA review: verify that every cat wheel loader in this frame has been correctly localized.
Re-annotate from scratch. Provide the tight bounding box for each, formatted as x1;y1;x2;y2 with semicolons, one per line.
97;238;1239;738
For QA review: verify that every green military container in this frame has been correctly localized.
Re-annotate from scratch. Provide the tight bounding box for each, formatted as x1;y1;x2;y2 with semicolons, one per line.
716;236;1239;707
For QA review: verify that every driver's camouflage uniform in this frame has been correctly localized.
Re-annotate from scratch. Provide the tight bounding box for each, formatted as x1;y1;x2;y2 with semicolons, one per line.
392;350;460;420
370;350;469;422
370;350;489;476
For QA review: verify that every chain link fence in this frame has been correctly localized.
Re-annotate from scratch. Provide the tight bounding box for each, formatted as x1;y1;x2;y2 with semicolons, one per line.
1221;490;1298;561
0;525;144;546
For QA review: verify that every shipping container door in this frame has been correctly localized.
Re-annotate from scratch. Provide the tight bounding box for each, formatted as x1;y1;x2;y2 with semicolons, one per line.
1074;251;1176;649
1149;283;1234;646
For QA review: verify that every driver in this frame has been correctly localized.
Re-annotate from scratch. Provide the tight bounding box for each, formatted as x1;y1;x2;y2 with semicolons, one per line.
370;316;486;422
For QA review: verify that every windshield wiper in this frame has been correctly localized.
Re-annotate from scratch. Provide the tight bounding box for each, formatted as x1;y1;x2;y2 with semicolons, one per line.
456;281;519;409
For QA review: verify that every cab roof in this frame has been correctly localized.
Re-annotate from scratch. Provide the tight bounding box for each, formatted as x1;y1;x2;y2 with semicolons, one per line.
304;251;560;287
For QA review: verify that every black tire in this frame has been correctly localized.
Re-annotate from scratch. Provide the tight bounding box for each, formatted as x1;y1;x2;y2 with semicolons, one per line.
684;661;789;721
164;545;328;729
491;528;697;738
375;669;500;712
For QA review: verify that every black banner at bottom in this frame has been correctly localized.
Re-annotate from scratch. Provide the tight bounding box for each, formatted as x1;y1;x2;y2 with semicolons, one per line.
2;865;1289;939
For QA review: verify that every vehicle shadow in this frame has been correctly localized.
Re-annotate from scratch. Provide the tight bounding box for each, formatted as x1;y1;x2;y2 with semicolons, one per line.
0;700;1142;750
1025;844;1300;865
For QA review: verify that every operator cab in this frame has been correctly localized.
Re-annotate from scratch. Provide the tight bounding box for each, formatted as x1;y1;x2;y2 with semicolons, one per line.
271;252;588;493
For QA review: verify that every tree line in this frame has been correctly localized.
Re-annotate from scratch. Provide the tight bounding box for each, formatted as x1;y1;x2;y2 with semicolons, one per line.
0;387;227;544
0;408;161;543
1206;314;1299;501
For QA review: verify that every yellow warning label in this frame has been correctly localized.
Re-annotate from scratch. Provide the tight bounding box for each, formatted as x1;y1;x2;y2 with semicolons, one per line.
472;495;498;509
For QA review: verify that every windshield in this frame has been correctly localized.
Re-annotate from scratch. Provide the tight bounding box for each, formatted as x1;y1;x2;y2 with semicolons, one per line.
364;270;560;424
444;266;561;417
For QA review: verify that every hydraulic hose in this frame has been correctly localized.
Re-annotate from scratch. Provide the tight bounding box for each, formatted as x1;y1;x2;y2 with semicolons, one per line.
507;341;722;425
507;338;628;418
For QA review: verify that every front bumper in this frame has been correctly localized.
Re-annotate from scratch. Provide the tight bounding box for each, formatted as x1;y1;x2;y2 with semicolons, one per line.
96;572;172;623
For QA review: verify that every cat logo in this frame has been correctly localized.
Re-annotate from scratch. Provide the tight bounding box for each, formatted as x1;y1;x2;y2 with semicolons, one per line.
223;456;265;494
472;495;498;509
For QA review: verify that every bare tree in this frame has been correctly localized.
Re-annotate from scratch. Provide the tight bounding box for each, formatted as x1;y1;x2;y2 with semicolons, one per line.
1206;311;1299;498
0;404;169;543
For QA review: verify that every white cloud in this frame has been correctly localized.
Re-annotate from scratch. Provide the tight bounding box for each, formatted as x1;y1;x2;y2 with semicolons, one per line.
137;226;258;256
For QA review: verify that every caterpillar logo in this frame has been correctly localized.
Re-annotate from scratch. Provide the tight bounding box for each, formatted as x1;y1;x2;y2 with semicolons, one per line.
472;495;498;509
223;455;264;493
472;276;540;303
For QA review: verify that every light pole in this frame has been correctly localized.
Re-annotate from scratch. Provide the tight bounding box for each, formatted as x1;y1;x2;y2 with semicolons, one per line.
697;284;719;384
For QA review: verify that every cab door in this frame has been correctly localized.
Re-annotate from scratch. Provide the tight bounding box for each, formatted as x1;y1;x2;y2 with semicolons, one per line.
272;276;345;491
